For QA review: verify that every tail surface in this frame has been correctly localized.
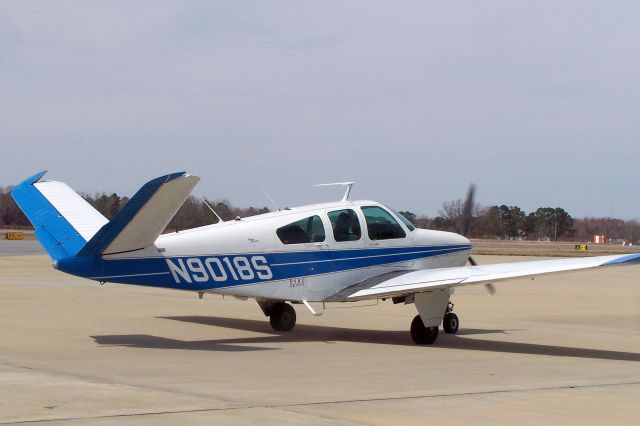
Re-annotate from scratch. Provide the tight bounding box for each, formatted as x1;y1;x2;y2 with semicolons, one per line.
78;172;199;256
11;171;109;261
12;171;200;261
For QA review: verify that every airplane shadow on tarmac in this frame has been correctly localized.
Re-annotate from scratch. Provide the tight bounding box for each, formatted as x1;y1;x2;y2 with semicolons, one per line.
90;316;640;362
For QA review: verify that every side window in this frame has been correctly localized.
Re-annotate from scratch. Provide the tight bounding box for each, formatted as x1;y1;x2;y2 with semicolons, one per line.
328;209;361;242
277;215;326;244
361;206;406;240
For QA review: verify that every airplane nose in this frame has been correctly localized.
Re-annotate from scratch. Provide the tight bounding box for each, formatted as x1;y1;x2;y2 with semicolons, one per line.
452;232;471;246
413;229;471;247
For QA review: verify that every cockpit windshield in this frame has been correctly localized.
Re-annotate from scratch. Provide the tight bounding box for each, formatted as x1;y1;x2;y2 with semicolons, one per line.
385;205;416;231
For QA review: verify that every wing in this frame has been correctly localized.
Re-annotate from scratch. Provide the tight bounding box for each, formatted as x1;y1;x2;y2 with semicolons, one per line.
326;253;640;302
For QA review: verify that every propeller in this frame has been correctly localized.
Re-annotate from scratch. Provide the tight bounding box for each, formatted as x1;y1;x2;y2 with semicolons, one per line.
458;184;496;295
458;184;475;238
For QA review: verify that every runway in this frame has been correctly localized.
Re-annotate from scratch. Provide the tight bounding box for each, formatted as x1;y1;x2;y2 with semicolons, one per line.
0;240;43;257
0;253;638;424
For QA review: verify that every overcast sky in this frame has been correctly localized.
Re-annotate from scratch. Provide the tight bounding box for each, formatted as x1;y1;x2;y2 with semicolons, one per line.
1;1;638;218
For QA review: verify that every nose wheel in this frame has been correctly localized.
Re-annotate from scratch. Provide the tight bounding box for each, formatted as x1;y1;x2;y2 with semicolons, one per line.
443;301;459;334
443;312;459;334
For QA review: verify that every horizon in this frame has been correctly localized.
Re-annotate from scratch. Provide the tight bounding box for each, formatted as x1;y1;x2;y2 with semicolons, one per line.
1;177;637;222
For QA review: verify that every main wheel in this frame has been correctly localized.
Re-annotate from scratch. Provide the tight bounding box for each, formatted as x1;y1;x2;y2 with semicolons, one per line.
443;312;459;334
410;315;439;344
269;302;296;332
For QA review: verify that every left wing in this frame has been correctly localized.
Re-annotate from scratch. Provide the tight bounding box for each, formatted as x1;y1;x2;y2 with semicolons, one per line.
326;253;640;301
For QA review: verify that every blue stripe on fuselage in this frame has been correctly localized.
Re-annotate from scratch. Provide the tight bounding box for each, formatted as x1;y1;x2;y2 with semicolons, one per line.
56;244;471;291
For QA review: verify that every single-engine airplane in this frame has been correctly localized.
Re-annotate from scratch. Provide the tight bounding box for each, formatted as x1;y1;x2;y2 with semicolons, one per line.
11;171;640;344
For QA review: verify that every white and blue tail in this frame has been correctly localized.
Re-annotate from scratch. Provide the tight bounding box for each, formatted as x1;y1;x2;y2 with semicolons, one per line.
11;171;199;261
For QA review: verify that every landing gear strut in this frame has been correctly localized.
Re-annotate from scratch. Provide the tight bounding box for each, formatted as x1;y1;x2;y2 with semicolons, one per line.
269;302;296;332
410;315;439;344
410;300;461;344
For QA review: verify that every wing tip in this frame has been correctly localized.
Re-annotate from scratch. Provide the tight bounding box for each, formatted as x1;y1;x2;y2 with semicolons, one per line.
603;253;640;266
19;170;48;186
154;172;200;186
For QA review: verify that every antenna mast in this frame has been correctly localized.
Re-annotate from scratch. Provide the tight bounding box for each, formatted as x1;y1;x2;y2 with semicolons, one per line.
203;200;225;223
260;187;280;211
314;182;355;201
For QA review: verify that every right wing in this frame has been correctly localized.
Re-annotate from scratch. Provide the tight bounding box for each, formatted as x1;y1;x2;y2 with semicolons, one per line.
326;253;640;301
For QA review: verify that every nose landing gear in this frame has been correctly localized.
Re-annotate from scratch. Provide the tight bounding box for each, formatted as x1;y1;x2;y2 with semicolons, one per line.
443;302;459;334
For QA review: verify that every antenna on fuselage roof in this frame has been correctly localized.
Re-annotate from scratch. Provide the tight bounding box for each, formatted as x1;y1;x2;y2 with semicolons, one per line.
203;200;225;223
314;182;355;201
260;187;280;211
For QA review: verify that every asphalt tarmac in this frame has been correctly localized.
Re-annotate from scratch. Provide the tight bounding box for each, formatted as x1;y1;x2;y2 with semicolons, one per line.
0;252;638;425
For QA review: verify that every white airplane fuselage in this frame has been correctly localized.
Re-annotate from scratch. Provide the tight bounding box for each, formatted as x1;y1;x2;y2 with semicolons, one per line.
94;199;471;302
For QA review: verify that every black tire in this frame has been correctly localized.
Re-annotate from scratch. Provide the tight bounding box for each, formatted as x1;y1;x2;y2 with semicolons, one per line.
410;315;439;344
269;302;296;332
443;312;459;334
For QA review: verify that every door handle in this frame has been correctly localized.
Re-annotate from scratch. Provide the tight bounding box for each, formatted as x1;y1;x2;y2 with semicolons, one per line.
314;242;328;247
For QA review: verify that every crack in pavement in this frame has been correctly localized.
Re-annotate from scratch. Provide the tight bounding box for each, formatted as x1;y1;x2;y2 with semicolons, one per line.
3;380;639;424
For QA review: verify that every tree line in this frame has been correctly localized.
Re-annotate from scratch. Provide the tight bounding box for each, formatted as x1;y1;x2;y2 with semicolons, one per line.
400;201;640;243
0;185;269;233
1;184;638;243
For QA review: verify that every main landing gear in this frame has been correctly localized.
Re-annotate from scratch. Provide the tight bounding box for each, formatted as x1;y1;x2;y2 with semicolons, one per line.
266;302;297;332
410;302;460;345
410;315;439;344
